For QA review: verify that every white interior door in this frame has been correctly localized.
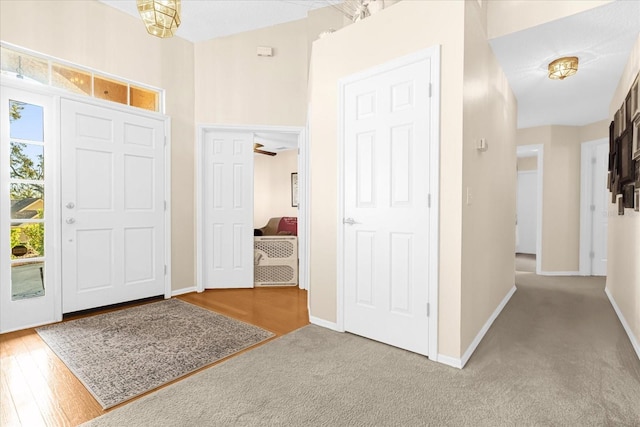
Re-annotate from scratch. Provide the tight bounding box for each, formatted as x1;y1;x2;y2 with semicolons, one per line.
203;131;254;288
1;86;58;333
61;99;166;313
342;54;433;356
516;171;537;254
590;142;608;276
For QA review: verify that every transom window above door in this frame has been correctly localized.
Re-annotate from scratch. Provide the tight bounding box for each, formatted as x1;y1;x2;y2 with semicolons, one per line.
0;43;163;113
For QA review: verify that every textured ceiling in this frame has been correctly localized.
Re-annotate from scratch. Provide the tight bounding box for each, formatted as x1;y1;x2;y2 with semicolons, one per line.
98;0;331;42
489;1;640;129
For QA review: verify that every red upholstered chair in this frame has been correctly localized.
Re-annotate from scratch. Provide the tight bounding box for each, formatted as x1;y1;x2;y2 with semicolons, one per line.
257;217;297;236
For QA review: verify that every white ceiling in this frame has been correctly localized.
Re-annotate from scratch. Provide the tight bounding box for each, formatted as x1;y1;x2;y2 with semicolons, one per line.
100;0;640;130
489;0;640;129
98;0;332;42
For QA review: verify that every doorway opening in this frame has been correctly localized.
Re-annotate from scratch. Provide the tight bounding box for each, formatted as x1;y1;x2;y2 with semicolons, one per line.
516;145;543;274
196;125;308;293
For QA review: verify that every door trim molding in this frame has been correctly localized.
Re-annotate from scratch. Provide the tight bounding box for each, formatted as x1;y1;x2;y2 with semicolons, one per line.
164;119;172;298
517;144;544;275
336;46;441;359
579;138;608;276
195;124;307;292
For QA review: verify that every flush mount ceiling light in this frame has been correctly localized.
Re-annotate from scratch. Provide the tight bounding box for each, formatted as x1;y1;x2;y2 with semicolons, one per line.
136;0;181;38
548;56;579;80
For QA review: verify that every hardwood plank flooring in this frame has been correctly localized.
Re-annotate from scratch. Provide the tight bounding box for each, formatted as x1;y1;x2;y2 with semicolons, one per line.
0;287;309;427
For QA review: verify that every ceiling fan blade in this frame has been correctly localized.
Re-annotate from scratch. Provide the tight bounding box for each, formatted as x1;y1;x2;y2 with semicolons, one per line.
253;142;278;156
254;142;277;156
254;148;277;156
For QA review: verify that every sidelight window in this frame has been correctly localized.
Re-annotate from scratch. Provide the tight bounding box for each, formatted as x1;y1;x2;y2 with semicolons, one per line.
8;100;46;300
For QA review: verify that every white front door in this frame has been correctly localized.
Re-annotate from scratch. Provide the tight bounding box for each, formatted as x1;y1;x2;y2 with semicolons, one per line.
203;131;254;288
591;142;608;275
1;87;58;332
61;99;166;313
342;53;434;356
516;170;537;254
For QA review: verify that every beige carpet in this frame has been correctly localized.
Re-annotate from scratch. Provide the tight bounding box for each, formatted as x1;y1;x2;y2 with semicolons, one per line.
515;252;536;272
37;299;274;409
84;273;640;426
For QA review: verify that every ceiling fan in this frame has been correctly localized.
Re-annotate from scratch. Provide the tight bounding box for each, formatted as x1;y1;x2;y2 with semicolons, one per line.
254;143;277;156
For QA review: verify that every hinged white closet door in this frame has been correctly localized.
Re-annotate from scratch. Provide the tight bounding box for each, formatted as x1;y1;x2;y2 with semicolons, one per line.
342;55;433;356
203;131;254;288
61;99;166;313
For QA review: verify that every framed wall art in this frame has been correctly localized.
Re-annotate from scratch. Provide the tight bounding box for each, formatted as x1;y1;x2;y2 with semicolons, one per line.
619;130;634;184
631;73;639;120
632;114;640;160
618;195;624;215
623;184;635;209
291;172;298;207
609;120;616;170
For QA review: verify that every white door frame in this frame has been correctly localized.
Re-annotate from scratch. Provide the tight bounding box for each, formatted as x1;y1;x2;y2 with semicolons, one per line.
196;124;307;292
0;77;171;331
336;46;441;359
579;138;608;275
516;144;544;275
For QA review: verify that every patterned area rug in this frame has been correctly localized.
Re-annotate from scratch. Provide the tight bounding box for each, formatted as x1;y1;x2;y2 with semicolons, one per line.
36;299;274;409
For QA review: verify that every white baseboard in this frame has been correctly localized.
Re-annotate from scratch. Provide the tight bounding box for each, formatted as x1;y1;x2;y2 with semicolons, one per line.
605;287;640;361
435;286;516;370
309;316;342;332
459;285;517;368
435;354;463;369
171;286;197;297
539;270;580;276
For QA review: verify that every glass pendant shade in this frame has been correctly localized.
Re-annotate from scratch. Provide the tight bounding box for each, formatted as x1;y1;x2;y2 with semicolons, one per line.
136;0;181;38
548;56;579;80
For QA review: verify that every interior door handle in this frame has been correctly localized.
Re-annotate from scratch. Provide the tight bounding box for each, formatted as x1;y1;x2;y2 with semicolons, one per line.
66;218;76;224
343;217;360;225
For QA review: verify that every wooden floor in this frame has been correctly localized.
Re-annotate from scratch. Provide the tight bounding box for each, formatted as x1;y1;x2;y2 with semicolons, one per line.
0;287;309;427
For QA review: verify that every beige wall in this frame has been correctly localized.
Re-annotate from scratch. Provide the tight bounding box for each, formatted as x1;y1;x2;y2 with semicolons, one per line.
517;121;608;272
486;0;612;39
0;0;196;291
308;0;466;358
194;19;309;126
460;1;518;354
254;150;298;228
607;34;640;353
517;157;537;171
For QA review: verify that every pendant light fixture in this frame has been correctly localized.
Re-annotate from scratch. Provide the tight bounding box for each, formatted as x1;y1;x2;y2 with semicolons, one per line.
136;0;181;38
548;56;579;80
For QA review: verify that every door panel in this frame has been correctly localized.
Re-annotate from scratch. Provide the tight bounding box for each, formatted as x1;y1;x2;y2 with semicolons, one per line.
203;131;254;288
61;99;165;313
343;56;431;356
